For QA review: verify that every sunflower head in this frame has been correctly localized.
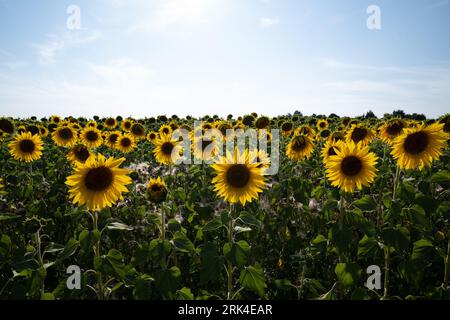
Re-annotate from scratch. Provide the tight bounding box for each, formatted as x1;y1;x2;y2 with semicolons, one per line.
147;131;158;143
52;125;78;147
146;177;168;204
8;132;44;162
158;124;172;138
325;141;378;193
121;119;134;132
316;119;329;131
131;123;146;140
379;119;407;144
346;124;375;145
286;134;315;161
39;126;49;137
104;117;118;129
153;135;183;165
50;115;61;124
116;133;137;153
391;123;447;170
67;144;91;165
80;127;103;148
294;125;316;138
211;148;267;205
66;154;132;211
105;131;121;148
322;139;342;161
0;118;15;134
281;121;293;135
86;120;97;128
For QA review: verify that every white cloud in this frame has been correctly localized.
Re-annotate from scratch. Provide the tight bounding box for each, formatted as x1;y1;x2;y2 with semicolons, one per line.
259;17;279;28
35;30;102;64
128;0;223;33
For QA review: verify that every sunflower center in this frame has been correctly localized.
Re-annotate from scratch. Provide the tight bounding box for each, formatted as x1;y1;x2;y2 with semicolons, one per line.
0;119;15;134
327;147;337;157
86;130;98;141
19;139;35;153
386;122;404;136
161;142;174;155
341;156;362;176
404;131;429;154
75;147;90;162
150;184;163;192
59;128;73;140
351;127;368;143
320;122;326;128
226;164;251;188
132;125;144;136
121;138;131;147
281;122;293;132
149;133;156;139
162;128;170;134
109;134;119;144
106;119;115;126
291;137;306;151
84;166;114;191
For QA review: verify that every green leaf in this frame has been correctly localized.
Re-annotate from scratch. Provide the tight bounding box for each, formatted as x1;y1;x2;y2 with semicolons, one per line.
199;243;223;285
311;234;327;254
411;239;435;261
79;229;100;253
223;240;250;267
149;239;172;263
202;216;223;232
155;266;181;299
41;292;55;300
176;287;194;300
172;231;195;253
238;211;262;228
353;195;376;211
239;265;267;298
106;249;126;279
357;235;380;259
57;238;79;262
106;222;133;231
398;181;415;203
380;226;410;251
430;170;450;187
334;262;362;287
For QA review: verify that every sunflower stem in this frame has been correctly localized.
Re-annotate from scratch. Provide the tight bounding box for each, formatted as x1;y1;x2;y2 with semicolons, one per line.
443;229;450;288
382;246;390;300
392;166;400;201
227;204;235;300
92;212;105;300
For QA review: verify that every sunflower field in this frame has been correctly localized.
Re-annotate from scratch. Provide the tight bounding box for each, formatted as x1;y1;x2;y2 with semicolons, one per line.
0;113;449;300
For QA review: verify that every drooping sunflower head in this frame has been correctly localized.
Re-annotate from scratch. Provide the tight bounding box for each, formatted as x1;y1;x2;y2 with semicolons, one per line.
146;176;168;204
0;118;15;134
391;123;447;170
104;117;118;129
346;124;375;145
80;127;103;148
116;133;137;153
242;115;255;127
105;131;121;148
8;132;44;162
438;114;450;138
330;131;345;142
130;123;146;140
286;134;315;161
255;116;270;130
52;125;78;147
280;121;294;136
294;125;316;138
153;135;183;165
316;119;329;131
121;118;134;132
325;141;378;193
321;139;342;161
67;144;91;165
66;154;132;211
26;124;40;136
147;131;158;143
379;119;407;144
211;148;267;205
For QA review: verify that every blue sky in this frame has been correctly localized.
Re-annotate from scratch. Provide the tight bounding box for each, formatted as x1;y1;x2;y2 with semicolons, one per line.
0;0;449;118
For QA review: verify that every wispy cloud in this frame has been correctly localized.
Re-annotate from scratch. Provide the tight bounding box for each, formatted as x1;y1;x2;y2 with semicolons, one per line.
34;30;102;64
259;17;279;28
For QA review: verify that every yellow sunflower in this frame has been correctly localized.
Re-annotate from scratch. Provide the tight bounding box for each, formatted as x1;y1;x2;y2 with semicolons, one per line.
146;177;168;204
286;135;315;161
105;131;121;149
211;148;266;205
192;135;220;161
325;141;378;193
391;123;447;170
280;121;294;136
158;124;172;138
146;131;158;143
67;144;92;165
52;125;78;147
80;127;103;148
294;125;316;138
130;122;146;140
116;133;137;153
86;120;97;128
39;126;49;137
104;117;118;130
8;132;44;162
121;118;134;132
438;114;450;138
153;135;183;165
50;115;61;124
379;119;407;144
322;139;343;161
66;154;132;211
316;119;329;131
346;124;375;145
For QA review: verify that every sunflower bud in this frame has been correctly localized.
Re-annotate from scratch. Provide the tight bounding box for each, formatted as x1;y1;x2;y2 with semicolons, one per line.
146;177;168;204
